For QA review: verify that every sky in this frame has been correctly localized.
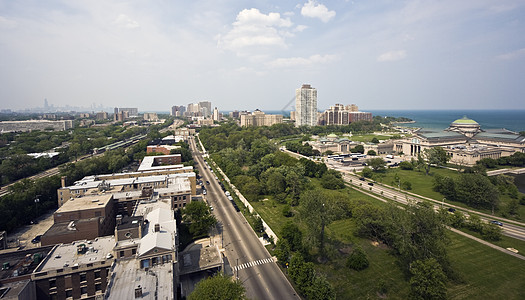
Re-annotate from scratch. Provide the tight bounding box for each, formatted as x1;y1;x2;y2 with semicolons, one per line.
1;0;525;112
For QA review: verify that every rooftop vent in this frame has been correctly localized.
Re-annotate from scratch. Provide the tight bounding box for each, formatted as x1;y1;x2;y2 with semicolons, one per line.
154;224;160;232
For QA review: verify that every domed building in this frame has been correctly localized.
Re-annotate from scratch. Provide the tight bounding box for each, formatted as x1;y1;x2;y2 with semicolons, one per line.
446;116;481;138
394;116;525;166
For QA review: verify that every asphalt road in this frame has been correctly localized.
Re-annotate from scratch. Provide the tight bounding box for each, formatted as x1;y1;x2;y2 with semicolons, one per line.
326;160;525;242
189;136;299;300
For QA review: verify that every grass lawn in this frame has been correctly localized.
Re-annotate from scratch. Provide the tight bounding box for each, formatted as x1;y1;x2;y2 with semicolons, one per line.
453;226;525;255
375;167;525;220
249;178;525;299
446;231;525;299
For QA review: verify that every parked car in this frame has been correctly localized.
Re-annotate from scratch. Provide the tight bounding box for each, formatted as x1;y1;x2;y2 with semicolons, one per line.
448;208;456;213
31;235;42;244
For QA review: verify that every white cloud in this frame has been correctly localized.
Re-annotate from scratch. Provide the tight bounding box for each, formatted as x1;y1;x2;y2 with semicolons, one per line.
377;50;407;62
114;14;140;29
497;48;525;60
295;25;308;32
301;0;336;23
221;8;293;53
267;54;338;68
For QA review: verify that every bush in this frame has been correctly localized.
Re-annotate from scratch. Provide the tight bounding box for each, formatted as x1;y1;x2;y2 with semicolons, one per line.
362;167;373;178
399;161;413;170
401;181;412;190
282;205;293;217
346;247;369;271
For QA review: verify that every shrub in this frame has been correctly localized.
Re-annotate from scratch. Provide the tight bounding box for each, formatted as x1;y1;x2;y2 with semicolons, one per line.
346;247;369;271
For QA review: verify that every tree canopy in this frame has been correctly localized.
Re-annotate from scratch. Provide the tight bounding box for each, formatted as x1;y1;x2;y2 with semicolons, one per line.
188;274;246;300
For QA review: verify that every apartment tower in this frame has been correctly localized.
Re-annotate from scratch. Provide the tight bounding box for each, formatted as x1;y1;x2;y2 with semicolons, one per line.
295;84;318;126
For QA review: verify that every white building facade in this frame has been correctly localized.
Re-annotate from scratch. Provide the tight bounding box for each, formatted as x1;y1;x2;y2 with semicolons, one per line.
295;84;317;127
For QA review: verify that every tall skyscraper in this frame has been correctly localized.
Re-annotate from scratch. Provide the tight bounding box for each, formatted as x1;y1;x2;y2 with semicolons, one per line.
295;84;317;126
199;101;212;117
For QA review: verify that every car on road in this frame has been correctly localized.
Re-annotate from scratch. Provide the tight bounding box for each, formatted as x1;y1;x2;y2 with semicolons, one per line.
31;235;42;244
203;190;207;195
368;182;374;186
359;177;365;181
490;220;503;226
206;181;210;185
448;208;456;213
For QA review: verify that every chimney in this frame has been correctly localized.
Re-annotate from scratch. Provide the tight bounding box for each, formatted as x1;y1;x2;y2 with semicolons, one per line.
154;224;160;232
135;285;143;298
61;176;67;188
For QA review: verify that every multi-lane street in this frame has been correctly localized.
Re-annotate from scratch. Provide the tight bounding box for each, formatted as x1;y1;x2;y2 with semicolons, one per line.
189;136;299;300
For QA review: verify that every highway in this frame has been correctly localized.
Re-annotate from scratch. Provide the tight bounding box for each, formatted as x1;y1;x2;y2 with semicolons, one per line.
189;136;299;300
324;159;525;242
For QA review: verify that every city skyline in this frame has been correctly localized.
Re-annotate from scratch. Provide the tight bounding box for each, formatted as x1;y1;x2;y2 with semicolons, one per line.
1;1;525;111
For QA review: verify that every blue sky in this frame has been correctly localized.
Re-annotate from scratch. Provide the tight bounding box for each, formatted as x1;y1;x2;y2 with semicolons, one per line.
1;0;524;111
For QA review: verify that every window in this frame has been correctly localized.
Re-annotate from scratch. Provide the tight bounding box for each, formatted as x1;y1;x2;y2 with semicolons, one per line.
95;283;102;292
80;273;86;282
65;289;73;298
95;211;101;217
50;293;58;300
81;286;87;295
94;270;101;279
49;279;56;288
119;250;125;257
132;248;137;255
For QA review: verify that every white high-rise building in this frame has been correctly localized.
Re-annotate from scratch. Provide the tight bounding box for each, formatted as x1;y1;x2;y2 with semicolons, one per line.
295;84;317;126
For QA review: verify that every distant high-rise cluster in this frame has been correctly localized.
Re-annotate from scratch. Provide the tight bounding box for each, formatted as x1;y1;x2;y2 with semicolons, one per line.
171;105;186;117
295;84;318;127
185;101;212;118
319;104;372;125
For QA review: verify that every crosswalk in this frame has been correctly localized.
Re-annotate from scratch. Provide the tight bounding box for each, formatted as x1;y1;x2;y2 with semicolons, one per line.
232;257;274;272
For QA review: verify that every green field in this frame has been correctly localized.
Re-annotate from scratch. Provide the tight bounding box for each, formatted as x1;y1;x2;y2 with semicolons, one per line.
446;232;525;299
374;167;525;220
253;183;525;299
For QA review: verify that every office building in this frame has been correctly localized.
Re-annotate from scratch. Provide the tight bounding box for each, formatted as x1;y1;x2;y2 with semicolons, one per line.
295;84;317;126
143;112;158;121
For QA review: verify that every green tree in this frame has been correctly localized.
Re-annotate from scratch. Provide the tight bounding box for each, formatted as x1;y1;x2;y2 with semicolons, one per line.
384;203;449;274
362;167;373;178
399;161;414;170
367;150;377;156
298;190;343;256
481;223;503;241
346;247;369;271
320;169;345;189
371;137;380;143
275;239;291;265
456;173;499;212
183;201;217;239
409;258;447;300
304;275;335;300
189;274;246;300
367;157;386;172
281;222;303;251
420;147;450;175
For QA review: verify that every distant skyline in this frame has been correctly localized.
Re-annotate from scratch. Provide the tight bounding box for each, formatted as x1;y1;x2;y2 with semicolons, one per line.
1;1;525;111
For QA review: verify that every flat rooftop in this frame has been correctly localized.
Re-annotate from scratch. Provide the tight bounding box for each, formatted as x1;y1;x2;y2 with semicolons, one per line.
106;259;174;300
180;245;223;275
36;236;115;272
56;194;113;213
